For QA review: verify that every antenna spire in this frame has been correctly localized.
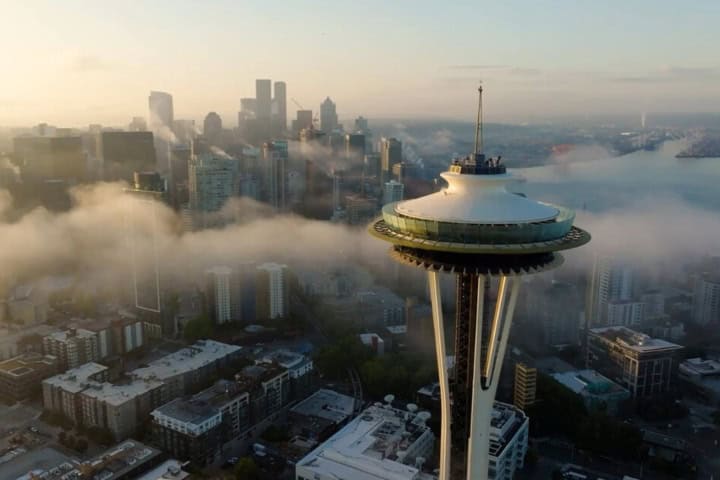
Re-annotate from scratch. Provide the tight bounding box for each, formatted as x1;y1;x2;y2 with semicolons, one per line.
473;83;484;160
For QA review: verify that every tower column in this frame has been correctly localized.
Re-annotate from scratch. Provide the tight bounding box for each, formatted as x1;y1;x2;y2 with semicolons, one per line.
428;270;451;480
467;275;522;480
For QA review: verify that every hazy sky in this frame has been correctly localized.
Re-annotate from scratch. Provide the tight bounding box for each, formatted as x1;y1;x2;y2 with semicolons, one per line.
2;0;719;127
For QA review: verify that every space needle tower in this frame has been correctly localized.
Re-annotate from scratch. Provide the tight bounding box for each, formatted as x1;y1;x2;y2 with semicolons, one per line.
369;87;590;480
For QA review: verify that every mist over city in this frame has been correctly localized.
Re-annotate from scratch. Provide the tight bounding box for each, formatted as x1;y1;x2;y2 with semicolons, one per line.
1;2;720;480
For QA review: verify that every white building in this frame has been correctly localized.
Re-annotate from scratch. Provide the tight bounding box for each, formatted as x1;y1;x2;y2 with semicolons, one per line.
692;275;720;326
488;402;529;480
256;263;289;320
295;403;435;480
188;153;239;228
206;266;233;324
606;300;645;327
383;180;404;206
586;256;633;327
258;349;313;379
43;328;100;370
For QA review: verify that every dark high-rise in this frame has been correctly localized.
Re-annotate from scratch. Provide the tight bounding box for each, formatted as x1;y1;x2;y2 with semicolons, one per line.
273;81;287;134
203;112;223;145
99;131;157;182
320;97;338;132
255;79;272;121
380;137;402;184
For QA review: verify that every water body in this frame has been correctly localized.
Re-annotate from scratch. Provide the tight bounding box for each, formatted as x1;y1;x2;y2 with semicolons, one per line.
515;140;720;213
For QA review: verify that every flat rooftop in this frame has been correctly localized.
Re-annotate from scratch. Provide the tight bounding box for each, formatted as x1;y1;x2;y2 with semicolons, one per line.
291;389;356;424
0;353;56;377
589;326;682;353
132;340;241;381
259;349;310;371
153;396;219;426
132;459;190;480
80;377;164;406
0;447;74;480
297;404;433;480
80;440;161;480
552;369;629;397
489;402;528;458
43;362;108;393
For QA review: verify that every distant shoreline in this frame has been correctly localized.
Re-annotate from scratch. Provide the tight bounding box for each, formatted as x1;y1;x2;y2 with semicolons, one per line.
676;154;720;159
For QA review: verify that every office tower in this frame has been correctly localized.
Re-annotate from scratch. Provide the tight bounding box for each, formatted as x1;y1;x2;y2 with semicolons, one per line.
320;97;338;132
148;91;174;134
97;131;157;182
383;180;404;205
13;135;86;183
240;97;257;115
262;140;288;210
344;194;376;225
364;153;381;178
345;133;365;162
393;161;421;183
272;81;287;134
368;88;590;479
692;275;720;325
188;153;239;228
641;289;665;320
380;137;402;184
355;116;369;131
172;119;197;145
292;110;314;135
526;280;580;348
205;266;234;325
513;363;537;411
203;112;222;145
128;116;147;132
606;300;645;327
587;326;682;398
255;79;272;120
256;263;289;320
586;256;633;327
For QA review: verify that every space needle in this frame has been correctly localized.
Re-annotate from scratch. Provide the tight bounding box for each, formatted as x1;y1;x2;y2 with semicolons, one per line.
369;87;590;480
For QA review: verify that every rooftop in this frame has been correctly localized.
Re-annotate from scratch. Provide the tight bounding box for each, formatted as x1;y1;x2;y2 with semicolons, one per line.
297;403;434;480
153;396;220;427
44;328;96;343
43;362;108;393
132;459;190;480
258;349;310;371
552;369;630;397
0;353;57;377
589;327;683;353
80;377;164;406
132;340;241;381
291;389;356;425
488;402;528;458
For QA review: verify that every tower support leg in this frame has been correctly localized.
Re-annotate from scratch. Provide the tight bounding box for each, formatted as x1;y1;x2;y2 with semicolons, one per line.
466;275;521;480
428;270;451;480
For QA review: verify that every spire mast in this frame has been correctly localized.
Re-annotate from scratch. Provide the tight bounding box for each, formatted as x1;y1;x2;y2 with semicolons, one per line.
473;83;484;159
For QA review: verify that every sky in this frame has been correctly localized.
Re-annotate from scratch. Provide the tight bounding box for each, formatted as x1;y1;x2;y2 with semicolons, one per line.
2;0;719;127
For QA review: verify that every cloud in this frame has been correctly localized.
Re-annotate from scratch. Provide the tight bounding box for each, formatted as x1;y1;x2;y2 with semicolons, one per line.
609;66;719;84
69;54;109;72
445;65;509;71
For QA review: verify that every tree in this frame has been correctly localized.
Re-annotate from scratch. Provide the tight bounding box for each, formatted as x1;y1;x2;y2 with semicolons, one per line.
234;457;260;480
75;438;89;453
183;314;214;342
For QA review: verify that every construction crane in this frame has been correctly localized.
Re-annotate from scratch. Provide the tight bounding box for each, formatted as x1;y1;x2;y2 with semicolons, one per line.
291;97;319;129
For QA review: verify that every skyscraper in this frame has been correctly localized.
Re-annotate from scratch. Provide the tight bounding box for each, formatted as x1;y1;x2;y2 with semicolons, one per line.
272;81;287;135
692;275;720;325
380;137;402;184
255;79;272;121
345;133;365;162
262;140;288;210
586;256;633;327
188;153;239;228
320;97;338;132
148;91;174;135
382;180;404;205
205;266;235;325
513;363;537;411
256;263;289;320
292;110;313;135
98;131;156;182
203;112;222;145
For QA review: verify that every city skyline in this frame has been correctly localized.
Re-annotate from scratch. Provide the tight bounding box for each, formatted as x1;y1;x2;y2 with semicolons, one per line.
2;1;720;126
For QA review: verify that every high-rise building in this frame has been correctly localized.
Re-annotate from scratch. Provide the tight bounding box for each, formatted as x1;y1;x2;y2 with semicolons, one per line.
256;263;289;320
380;137;402;184
513;363;536;411
320;97;338;132
272;81;287;135
148;91;174;134
262;140;288;210
606;300;645;327
188;153;239;228
292;110;314;134
128;116;147;132
255;79;272;121
345;133;365;162
692;275;720;325
383;180;404;205
586;326;683;398
526;280;580;348
586;256;634;327
355;116;369;131
364;153;381;178
205;266;236;325
13;135;86;182
98;131;157;182
203;112;223;145
42;328;101;371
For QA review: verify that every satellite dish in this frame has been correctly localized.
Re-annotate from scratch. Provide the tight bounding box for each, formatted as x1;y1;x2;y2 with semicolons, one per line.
406;403;418;413
384;394;395;404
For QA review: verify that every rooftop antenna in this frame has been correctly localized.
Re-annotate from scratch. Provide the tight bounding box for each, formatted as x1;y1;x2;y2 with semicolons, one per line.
473;82;484;161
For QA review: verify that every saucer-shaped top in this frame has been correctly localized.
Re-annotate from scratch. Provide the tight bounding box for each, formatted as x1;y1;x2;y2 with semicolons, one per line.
394;171;559;225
